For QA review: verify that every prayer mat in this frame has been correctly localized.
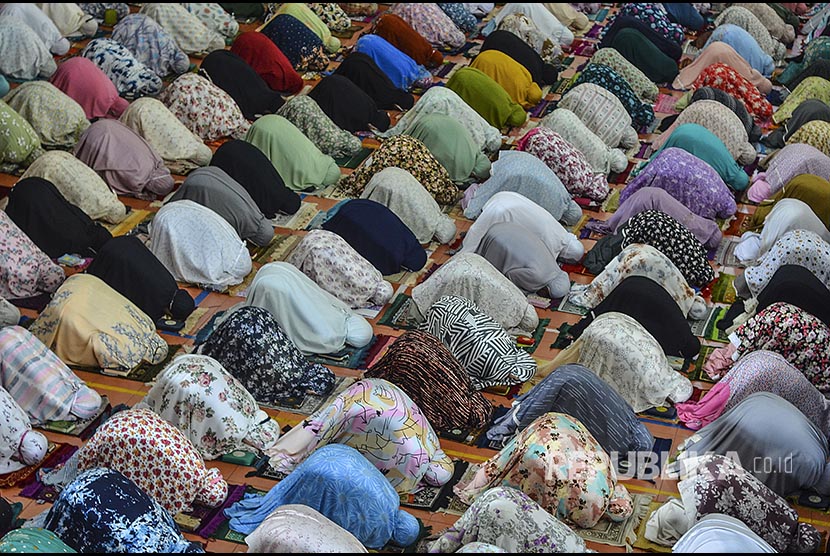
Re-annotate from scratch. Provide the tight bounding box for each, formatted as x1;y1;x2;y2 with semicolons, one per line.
632;501;673;553
713;235;748;268
600;187;621;212
227;268;256;297
400;460;470;511
334;145;374;169
529;99;554;118
554;73;579;95
688;305;729;342
384;256;436;287
555;293;590;316
514;318;550;354
432;61;457;78
586;23;603;39
175;483;249;537
686;345;721;384
654;93;680;114
205;486;268;544
641;405;679;422
441;202;465;218
331;23;363;39
590;7;610;22
270;202;320;231
0;441;67;489
259;376;357;416
176;306;210;337
639;117;662;135
37;396;110;437
193;310;225;345
362;333;397;369
576;494;654;549
723;211;750;236
251;232;301;264
316;180;357;200
306;335;380;370
482;383;523;398
438;405;509;448
441;41;478;56
634;141;652;160
438;463;482;515
70;343;184;383
105;208;152;237
706;273;737;304
377;293;418;330
550;321;576;350
305;209;328;231
569;38;597;57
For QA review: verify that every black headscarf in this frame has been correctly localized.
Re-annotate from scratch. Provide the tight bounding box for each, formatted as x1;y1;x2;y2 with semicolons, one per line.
763;99;830;148
307;74;390;133
333;51;415;110
209;139;301;218
480;30;559;85
321;199;426;275
0;496;13;538
600;14;683;61
199;49;284;120
756;264;830;327
218;3;263;20
86;235;195;322
4;177;112;259
691;87;761;142
787;59;830;91
567;276;701;358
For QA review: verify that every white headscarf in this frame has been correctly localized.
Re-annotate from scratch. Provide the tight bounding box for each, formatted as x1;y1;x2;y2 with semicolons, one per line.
35;3;98;37
672;514;776;553
138;2;224;55
412;252;539;333
360;167;457;245
0;386;48;474
743;228;830;297
245;504;368;553
224;262;373;355
0;3;69;55
738;199;830;262
492;2;575;46
149;199;252;291
0;15;57;80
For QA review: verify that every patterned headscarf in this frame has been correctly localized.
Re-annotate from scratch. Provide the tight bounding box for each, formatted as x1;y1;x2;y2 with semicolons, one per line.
558;82;639;149
572;63;655;127
540;108;628;174
714;5;786;62
308;3;351;32
591;47;659;102
260;14;330;71
0;210;64;300
389;3;465;50
276;95;361;159
611;2;685;44
138;3;224;55
3;82;90;149
692;62;773;121
0;100;42;173
159;73;249;142
772;76;830;124
743;229;830;297
80;37;163;99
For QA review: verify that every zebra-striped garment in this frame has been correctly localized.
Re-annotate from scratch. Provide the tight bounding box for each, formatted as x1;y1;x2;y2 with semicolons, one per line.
420;295;537;391
365;329;493;433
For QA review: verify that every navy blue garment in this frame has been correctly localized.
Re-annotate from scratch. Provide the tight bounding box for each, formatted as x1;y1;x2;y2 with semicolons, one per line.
321;199;427;275
480;29;559;85
334;51;415;110
438;3;478;33
259;13;327;71
199;49;284;120
663;2;706;31
210;139;300;218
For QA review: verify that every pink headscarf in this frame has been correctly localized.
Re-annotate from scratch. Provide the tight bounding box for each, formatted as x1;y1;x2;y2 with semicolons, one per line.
49;57;129;120
673;41;772;93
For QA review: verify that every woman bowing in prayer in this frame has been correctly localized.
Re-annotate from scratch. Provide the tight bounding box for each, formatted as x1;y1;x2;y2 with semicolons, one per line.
0;212;64;303
110;13;191;78
0;386;49;476
4;81;89;150
229;31;304;95
276;95;362;159
244;505;368;553
49;57;128;120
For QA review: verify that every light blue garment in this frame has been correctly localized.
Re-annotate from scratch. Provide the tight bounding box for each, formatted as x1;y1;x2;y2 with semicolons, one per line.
111;13;190;77
224;444;420;549
704;23;774;77
486;364;654;457
354;34;431;91
463;150;582;224
0;75;8;98
647;123;750;191
43;467;204;553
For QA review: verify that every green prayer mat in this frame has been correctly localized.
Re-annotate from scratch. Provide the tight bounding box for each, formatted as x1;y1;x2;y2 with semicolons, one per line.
708;273;737;304
71;343;184;383
688;305;730;343
258;376;356;416
515;318;550;354
376;293;419;330
305;336;379;370
37;396;110;437
334;146;373;169
550;322;576;350
600;187;621;213
686;345;721;384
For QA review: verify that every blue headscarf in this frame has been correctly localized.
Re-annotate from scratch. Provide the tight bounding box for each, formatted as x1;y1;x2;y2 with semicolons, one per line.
438;3;478;33
354;34;431;91
0;75;8;98
704;23;775;77
43;467;204;553
647;123;750;191
322;199;427;275
260;14;328;71
663;3;706;31
224;444;421;548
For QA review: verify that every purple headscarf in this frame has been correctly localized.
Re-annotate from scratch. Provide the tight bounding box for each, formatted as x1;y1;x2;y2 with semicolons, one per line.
621;147;737;220
748;143;830;202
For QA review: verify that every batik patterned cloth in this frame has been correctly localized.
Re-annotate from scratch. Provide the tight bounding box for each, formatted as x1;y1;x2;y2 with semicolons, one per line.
572;63;655;127
591;47;659;101
692;62;773;121
80;38;163;99
3;82;90;149
111;13;191;77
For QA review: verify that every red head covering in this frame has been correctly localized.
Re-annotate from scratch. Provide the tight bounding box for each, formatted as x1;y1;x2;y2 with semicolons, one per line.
372;13;443;68
49;57;129;120
230;31;304;95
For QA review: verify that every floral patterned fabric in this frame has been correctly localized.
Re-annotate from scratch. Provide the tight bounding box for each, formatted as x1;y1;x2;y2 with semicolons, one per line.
111;13;191;77
439;3;478;33
3;82;89;149
287;230;393;309
20;150;127;225
731;302;830;394
0;385;47;475
573;63;655;127
552;312;693;412
516;126;610;201
773;76;830;124
670;454;820;552
493;3;574;47
80;38;162;99
557;82;639;149
777;36;830;86
389;3;465;50
692;62;773;121
0;211;64;300
744;229;830;297
181;3;239;39
76;408;228;515
496;13;561;64
340;135;458;205
540;108;629;174
591;47;659;102
276;95;361;159
652;100;756;164
120;97;213;172
138;3;225;55
260;14;330;71
307;3;351;32
758;143;830;201
714;6;786;62
159;73;249;142
621;147;736;220
274;3;341;53
456;413;634;528
0;99;42;173
786;119;830;155
43;468;204;553
265;378;454;495
364;328;493;432
570;243;707;318
378;85;502;154
610;3;685;45
137;354;281;460
427;486;590;553
29;274;168;372
621;210;716;288
0;15;57;80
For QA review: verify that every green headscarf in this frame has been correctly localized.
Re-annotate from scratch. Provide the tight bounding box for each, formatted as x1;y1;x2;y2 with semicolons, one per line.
446;67;528;131
402;113;491;184
275;3;341;53
607;28;679;85
245;114;341;192
0;528;76;553
777;37;830;86
0;99;43;173
771;3;802;27
772;76;830;124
